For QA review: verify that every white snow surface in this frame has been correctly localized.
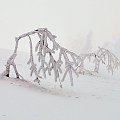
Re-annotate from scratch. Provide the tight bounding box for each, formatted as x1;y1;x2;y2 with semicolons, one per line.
0;49;120;120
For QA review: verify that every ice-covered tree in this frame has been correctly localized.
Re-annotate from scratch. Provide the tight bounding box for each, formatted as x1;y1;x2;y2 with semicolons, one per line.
3;28;80;86
2;28;120;87
75;47;120;75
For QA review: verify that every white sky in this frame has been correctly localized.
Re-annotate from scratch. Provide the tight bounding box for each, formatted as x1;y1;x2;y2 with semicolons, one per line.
0;0;120;53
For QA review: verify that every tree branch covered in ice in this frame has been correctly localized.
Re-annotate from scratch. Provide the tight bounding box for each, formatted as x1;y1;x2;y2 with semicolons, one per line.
3;28;120;86
3;28;80;86
76;53;97;75
94;47;120;74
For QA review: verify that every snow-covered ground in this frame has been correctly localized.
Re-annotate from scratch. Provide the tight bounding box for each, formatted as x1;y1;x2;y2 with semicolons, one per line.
0;49;120;120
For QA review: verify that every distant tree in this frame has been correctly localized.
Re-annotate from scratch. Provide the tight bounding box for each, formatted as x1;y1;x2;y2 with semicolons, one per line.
82;31;92;54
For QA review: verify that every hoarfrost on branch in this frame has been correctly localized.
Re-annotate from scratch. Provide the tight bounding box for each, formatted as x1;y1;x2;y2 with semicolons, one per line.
3;28;120;86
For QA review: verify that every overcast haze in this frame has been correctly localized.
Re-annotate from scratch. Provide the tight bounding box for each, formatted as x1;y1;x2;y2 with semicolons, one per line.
0;0;120;53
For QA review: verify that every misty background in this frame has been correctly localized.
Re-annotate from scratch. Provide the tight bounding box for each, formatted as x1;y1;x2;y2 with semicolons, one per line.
0;0;120;54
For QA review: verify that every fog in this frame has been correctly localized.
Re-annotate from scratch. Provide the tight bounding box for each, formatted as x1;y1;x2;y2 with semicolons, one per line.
0;0;120;53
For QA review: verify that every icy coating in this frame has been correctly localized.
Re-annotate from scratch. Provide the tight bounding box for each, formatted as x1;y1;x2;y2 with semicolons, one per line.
2;28;120;86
